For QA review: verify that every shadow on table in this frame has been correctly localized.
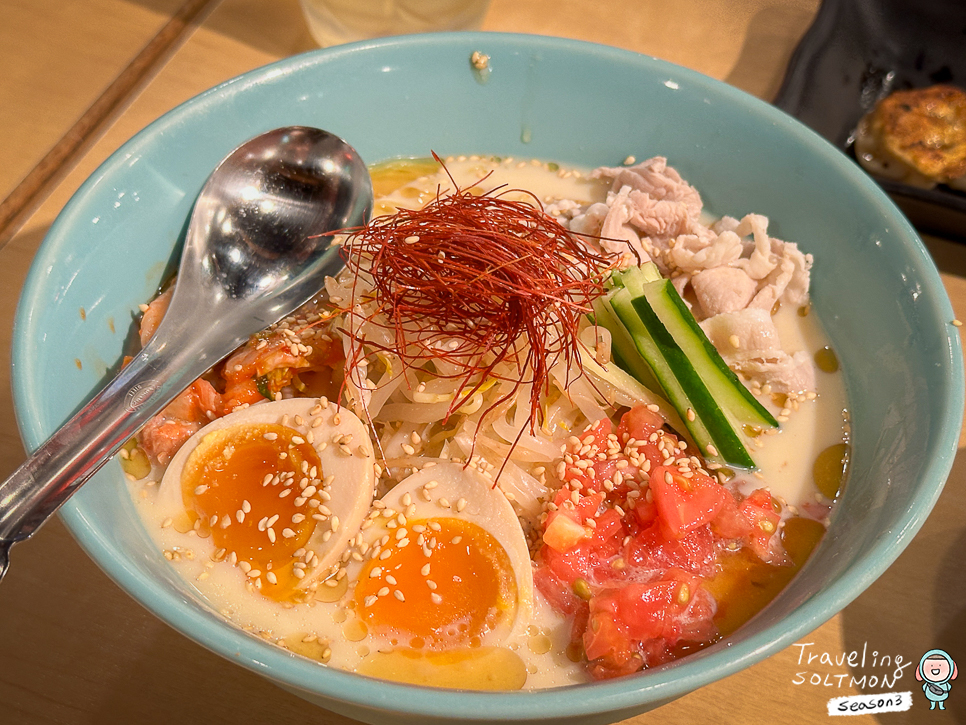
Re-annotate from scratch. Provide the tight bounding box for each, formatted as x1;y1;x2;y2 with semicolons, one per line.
838;450;966;724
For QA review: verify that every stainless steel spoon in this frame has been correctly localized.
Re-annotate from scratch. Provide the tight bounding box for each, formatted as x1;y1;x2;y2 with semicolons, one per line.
0;126;372;581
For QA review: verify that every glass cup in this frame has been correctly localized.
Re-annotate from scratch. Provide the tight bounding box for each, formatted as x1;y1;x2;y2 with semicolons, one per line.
299;0;491;48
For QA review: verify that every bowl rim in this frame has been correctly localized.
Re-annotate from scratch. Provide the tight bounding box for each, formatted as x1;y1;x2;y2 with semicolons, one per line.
12;30;964;721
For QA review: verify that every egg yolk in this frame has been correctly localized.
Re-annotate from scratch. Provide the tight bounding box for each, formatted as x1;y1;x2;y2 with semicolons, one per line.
180;422;324;601
354;517;517;648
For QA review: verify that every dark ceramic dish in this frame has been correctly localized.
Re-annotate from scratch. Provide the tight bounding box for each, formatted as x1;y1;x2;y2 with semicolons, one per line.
774;0;966;239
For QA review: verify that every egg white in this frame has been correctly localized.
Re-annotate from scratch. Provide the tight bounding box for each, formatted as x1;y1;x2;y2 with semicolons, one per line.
350;461;535;643
157;397;376;592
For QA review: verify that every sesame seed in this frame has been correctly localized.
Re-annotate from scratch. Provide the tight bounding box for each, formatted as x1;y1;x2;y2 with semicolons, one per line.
263;432;278;441
194;485;208;496
377;587;390;597
394;590;405;601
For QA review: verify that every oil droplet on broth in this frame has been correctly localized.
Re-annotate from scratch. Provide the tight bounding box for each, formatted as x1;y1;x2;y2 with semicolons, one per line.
369;158;441;197
527;633;552;655
315;575;349;603
813;443;849;499
355;647;528;690
283;633;331;663
814;345;839;373
342;618;368;643
705;516;825;637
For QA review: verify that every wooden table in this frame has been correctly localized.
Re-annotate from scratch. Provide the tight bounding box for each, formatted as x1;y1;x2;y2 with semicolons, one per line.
1;1;962;723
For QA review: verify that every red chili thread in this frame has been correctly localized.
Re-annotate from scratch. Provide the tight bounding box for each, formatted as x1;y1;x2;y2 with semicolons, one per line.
339;159;617;439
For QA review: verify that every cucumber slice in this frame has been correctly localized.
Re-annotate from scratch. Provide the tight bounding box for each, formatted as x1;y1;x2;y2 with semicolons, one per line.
597;263;777;469
615;290;757;469
641;280;779;431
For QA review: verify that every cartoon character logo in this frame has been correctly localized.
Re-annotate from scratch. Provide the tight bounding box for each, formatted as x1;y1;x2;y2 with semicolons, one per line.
917;649;958;711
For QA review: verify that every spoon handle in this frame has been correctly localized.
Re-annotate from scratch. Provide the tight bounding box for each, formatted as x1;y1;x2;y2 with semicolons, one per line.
0;329;224;555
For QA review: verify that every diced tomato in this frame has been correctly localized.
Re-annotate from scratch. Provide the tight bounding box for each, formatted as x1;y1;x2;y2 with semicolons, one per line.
540;494;626;586
583;608;642;679
580;417;613;451
583;603;624;661
570;599;590;650
625;522;717;578
536;412;797;683
669;584;718;644
533;563;582;615
590;458;618;492
635;441;669;470
543;513;592;552
632;496;658;527
617;405;665;442
739;489;786;565
590;568;704;646
593;508;624;547
542;528;626;587
560;466;593;490
710;489;753;539
546;490;606;529
651;467;728;539
586;653;646;680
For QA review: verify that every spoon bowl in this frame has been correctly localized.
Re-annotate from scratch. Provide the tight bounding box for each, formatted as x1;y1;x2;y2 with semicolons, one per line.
0;126;372;579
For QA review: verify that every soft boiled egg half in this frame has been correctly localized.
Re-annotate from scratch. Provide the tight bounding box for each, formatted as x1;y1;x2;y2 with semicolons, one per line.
157;398;375;602
343;462;536;690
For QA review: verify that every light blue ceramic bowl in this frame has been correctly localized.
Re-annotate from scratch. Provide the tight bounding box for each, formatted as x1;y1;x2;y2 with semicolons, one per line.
11;33;963;725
